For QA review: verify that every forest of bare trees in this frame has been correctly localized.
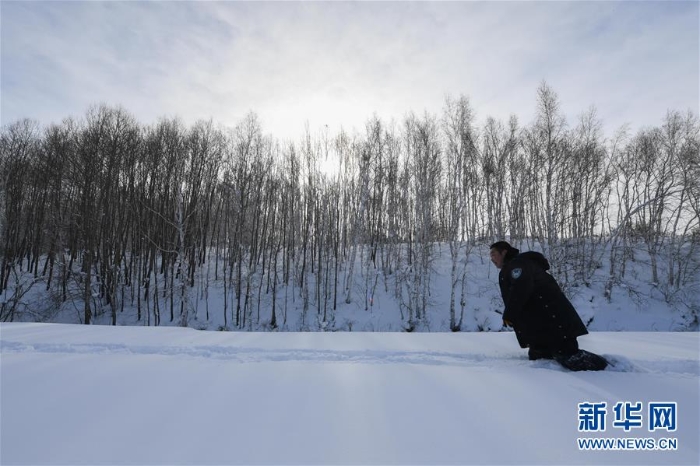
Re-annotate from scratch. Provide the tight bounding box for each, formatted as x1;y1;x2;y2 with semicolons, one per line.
1;83;698;329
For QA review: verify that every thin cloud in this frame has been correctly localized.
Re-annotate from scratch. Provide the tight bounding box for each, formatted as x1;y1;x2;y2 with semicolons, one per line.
1;1;697;139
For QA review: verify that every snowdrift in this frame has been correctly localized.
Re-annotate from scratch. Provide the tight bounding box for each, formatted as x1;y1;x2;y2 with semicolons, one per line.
1;323;698;465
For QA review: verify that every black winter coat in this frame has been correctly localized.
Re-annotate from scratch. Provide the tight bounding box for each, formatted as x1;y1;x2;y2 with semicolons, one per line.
499;251;588;349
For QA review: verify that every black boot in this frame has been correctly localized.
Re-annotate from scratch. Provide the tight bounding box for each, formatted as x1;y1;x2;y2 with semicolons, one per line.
555;349;608;371
528;347;554;361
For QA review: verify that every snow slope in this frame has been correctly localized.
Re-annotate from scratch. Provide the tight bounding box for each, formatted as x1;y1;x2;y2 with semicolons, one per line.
1;323;698;465
17;240;696;334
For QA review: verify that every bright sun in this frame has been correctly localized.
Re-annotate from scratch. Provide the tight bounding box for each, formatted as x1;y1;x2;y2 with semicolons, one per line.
263;91;373;142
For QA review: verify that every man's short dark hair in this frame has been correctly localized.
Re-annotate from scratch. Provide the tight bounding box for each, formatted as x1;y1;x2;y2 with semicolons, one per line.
490;241;513;252
490;241;520;262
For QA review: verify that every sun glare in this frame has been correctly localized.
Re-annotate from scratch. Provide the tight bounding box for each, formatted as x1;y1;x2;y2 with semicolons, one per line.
258;92;375;178
264;92;371;140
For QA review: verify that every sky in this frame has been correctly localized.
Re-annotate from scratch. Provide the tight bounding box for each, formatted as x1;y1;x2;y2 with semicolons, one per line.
1;323;698;465
1;1;698;141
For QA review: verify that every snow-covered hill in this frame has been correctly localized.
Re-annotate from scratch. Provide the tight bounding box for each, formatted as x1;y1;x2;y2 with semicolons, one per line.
6;242;698;333
1;323;698;465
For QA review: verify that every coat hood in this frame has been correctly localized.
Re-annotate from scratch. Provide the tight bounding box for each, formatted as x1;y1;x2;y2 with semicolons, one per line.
518;251;550;271
504;246;520;262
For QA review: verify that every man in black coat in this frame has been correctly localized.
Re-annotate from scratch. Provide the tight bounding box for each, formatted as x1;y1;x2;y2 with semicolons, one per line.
490;241;607;371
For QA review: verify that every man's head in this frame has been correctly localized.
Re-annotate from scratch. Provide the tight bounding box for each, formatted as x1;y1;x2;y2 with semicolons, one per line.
489;241;519;269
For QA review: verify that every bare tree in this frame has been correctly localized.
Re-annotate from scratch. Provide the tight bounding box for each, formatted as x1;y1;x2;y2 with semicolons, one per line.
442;95;478;331
399;112;442;330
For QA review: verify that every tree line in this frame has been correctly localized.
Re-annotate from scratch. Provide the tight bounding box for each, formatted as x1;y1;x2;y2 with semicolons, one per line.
1;82;698;330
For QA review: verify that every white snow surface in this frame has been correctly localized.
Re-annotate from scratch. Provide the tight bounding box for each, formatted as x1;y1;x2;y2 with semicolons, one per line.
1;323;698;465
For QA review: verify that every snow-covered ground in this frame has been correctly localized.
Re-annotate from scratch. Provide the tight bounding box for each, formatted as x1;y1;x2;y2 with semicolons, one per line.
1;323;698;465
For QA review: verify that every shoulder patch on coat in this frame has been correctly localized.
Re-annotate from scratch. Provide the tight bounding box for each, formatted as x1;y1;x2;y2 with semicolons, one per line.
511;268;522;279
